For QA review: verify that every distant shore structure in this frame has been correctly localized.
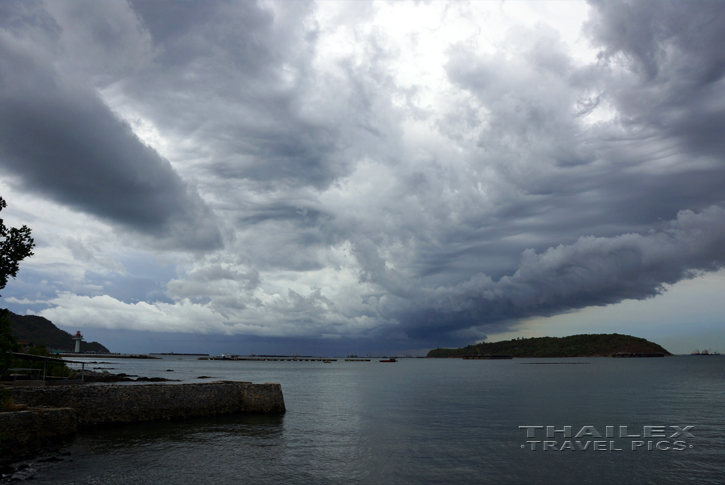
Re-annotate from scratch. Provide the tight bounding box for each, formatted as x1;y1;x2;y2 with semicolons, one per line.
691;349;720;355
72;331;83;353
149;353;209;356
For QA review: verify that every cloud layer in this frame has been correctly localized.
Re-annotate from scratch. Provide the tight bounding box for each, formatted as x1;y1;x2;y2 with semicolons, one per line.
1;1;724;352
0;2;221;250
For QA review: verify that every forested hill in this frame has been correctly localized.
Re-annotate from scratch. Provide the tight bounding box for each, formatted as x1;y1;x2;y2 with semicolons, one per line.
427;334;671;358
7;311;110;353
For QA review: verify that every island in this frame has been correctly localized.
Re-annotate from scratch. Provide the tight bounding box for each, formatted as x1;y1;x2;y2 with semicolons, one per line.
427;333;672;358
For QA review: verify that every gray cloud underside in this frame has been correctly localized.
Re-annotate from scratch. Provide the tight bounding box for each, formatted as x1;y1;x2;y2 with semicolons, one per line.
3;1;725;347
0;2;221;250
385;205;725;343
126;1;399;188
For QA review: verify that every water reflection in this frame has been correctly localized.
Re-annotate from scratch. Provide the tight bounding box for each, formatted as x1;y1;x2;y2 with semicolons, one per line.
31;414;286;485
20;357;725;484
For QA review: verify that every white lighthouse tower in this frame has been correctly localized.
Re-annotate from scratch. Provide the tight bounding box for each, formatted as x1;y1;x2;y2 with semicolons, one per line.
72;331;83;353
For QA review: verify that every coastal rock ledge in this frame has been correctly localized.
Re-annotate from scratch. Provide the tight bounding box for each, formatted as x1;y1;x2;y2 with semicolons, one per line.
10;380;286;427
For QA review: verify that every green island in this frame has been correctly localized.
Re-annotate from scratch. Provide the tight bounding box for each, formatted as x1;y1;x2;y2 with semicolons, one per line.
427;333;672;358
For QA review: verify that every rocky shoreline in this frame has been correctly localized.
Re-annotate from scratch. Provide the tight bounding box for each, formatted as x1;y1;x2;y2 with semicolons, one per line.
74;369;179;383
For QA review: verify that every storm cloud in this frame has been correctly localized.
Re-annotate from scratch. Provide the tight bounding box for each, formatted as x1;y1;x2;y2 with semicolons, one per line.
1;1;724;353
0;2;221;250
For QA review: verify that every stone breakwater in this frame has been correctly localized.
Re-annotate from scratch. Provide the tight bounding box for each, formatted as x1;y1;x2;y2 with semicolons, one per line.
0;408;77;466
10;381;286;427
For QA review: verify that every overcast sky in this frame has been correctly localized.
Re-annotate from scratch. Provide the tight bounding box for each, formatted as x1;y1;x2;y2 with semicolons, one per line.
1;0;724;355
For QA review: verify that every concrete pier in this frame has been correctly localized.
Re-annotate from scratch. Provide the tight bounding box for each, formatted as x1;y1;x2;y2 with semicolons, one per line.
11;380;285;427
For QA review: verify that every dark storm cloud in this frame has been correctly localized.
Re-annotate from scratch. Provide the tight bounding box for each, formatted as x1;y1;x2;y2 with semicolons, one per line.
587;0;725;83
375;205;725;347
350;4;725;346
239;202;333;230
6;1;725;352
587;0;725;159
439;8;725;237
125;0;362;190
0;3;221;250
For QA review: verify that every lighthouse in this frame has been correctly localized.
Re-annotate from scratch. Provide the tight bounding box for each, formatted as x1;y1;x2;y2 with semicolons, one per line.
72;331;83;353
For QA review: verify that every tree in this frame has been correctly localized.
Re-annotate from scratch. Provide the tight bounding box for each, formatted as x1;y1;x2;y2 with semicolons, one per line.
1;195;34;378
0;308;16;380
1;196;35;296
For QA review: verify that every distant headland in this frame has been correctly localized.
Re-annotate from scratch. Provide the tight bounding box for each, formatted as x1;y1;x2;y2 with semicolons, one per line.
427;333;672;358
7;311;109;353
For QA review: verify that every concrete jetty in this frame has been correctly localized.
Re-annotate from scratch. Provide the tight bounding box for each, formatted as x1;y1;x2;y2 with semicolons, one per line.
10;380;285;427
2;381;284;465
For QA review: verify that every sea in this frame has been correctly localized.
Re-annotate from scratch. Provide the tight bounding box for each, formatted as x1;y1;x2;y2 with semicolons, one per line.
14;355;725;484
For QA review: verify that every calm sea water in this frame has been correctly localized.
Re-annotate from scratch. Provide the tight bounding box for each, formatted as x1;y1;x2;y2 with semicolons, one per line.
20;356;725;484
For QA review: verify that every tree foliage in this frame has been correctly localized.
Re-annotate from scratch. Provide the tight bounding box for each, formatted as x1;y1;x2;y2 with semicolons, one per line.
427;334;672;358
1;196;35;296
1;195;34;377
1;309;17;379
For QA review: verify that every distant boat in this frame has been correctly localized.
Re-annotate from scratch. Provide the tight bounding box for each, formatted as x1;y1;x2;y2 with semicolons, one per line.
379;358;397;363
691;349;718;355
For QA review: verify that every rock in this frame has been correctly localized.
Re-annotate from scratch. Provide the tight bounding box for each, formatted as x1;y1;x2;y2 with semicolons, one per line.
135;377;178;382
37;456;63;463
10;464;36;481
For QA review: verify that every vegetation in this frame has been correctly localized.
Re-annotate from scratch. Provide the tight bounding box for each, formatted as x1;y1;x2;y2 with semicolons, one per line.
2;312;72;391
0;196;79;396
0;309;17;379
3;343;71;379
7;312;109;353
1;195;35;378
1;309;15;409
427;334;672;358
0;196;35;297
